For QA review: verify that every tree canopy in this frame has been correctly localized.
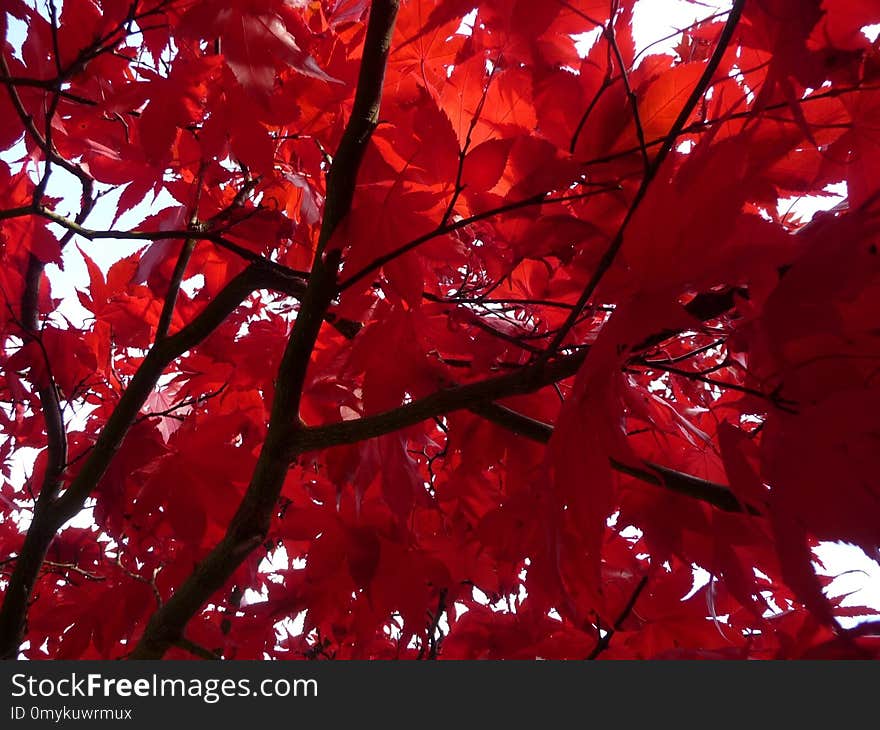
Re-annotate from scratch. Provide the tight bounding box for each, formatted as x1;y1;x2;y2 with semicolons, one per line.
1;0;879;660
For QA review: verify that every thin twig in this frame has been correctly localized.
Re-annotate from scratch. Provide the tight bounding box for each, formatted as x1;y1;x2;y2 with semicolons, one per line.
544;0;746;359
629;362;797;413
604;16;650;174
134;384;228;424
338;187;620;292
586;575;649;659
43;561;105;581
418;588;448;659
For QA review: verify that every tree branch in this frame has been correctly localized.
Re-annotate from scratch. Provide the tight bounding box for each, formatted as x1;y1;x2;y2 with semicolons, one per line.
155;238;197;342
290;349;590;453
34;205;282;267
605;18;650;175
129;0;402;660
172;637;221;660
0;264;273;659
586;574;649;659
0;55;94;190
338;187;618;292
467;402;759;514
545;0;746;357
284;285;742;457
629;361;797;413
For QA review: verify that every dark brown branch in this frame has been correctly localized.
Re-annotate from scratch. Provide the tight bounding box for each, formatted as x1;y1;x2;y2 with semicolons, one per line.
117;555;163;608
441;65;496;226
546;0;746;356
468;402;760;515
0;56;94;190
0;256;333;657
466;315;544;354
0;556;104;581
172;637;221;660
285;285;740;457
53;1;173;84
129;0;402;660
633;10;731;64
0;75;97;105
338;187;619;291
605;21;650;174
0;264;270;659
134;384;228;425
35;206;274;264
286;285;742;457
155;239;197;342
156;175;205;342
0;206;33;221
577;82;879;172
283;283;753;513
290;349;589;453
423;293;582;310
46;0;63;78
637;338;726;366
630;361;797;413
586;574;649;659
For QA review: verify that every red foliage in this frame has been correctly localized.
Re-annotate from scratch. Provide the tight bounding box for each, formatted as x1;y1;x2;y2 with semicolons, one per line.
1;0;879;660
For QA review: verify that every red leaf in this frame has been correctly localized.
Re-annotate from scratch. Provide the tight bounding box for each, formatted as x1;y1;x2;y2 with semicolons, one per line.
462;138;513;193
379;434;425;522
3;0;880;662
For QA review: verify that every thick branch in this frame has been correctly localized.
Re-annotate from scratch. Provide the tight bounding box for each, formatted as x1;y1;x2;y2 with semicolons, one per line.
51;265;277;521
0;264;270;659
281;286;751;513
285;285;742;455
468;402;759;514
290;349;589;453
155;238;197;342
129;0;401;660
